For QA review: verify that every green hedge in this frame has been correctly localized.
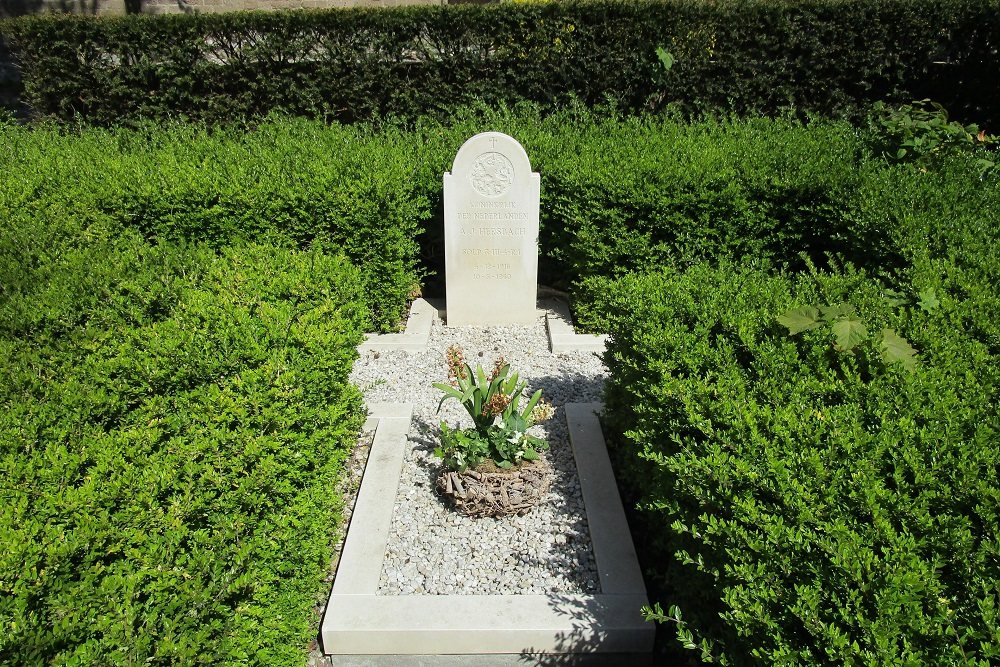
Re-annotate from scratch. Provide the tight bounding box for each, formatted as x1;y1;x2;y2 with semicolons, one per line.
578;195;1000;664
582;262;1000;664
2;0;998;126
411;106;996;291
0;211;369;663
4;109;995;309
575;136;1000;661
0;117;425;331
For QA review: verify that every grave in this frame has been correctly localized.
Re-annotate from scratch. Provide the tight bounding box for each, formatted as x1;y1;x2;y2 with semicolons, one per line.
444;132;539;326
320;134;652;661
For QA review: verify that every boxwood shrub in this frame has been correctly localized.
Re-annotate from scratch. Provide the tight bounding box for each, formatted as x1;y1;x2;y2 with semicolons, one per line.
4;107;994;315
0;213;369;664
411;105;996;292
579;259;999;664
0;117;426;331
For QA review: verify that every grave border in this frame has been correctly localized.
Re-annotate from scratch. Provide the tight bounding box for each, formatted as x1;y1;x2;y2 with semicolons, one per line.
321;402;653;656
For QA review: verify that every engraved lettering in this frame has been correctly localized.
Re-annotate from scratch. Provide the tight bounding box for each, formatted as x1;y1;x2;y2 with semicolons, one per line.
462;248;522;257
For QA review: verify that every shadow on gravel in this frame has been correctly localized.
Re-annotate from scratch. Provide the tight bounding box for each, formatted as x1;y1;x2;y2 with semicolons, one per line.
529;365;607;406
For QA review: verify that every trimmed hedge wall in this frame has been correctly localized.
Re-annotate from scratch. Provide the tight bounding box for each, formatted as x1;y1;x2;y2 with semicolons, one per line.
4;108;995;308
2;0;999;127
575;149;1000;662
580;260;1000;664
413;106;995;291
0;118;425;331
0;219;370;663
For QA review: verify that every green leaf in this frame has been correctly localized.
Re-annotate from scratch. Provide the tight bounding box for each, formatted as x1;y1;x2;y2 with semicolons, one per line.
880;328;918;371
433;382;462;398
655;47;675;70
434;383;465;413
831;316;868;351
521;448;539;461
521;389;543;421
918;288;940;312
883;288;911;307
820;303;856;321
776;306;822;334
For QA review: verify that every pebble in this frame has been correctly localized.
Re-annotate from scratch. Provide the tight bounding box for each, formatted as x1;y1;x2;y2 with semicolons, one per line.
351;309;606;596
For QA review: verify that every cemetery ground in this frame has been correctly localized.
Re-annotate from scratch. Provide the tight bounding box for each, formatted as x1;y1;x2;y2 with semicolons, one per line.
1;108;998;665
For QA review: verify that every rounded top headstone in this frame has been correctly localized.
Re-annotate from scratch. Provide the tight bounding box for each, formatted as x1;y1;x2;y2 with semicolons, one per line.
449;132;534;197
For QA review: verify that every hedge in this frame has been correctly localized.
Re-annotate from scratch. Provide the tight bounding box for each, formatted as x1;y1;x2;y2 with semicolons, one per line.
3;108;995;308
579;259;1000;664
410;105;997;291
0;117;426;331
1;0;999;127
572;130;1000;662
0;213;369;663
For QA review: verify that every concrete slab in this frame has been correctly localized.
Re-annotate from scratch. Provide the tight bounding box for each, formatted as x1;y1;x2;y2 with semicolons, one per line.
542;300;608;354
359;298;438;353
329;653;653;666
321;402;653;657
332;403;413;596
565;404;645;596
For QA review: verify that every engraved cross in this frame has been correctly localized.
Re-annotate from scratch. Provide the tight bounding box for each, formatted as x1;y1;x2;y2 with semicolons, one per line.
489;137;497;149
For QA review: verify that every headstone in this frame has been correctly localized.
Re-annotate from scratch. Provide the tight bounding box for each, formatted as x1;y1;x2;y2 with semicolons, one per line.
444;132;539;326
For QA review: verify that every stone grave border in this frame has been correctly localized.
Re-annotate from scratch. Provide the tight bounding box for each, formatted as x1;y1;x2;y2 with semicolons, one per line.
358;298;608;354
321;402;654;656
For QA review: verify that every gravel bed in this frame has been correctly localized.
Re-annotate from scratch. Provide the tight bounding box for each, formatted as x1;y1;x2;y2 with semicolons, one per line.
349;306;608;596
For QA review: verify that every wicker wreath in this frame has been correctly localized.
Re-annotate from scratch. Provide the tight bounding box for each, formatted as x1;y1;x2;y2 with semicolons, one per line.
436;457;552;518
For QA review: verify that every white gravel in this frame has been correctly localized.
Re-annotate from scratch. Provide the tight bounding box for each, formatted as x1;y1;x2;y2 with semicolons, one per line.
349;307;608;596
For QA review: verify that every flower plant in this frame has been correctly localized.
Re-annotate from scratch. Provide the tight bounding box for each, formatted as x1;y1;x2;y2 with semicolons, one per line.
433;348;550;471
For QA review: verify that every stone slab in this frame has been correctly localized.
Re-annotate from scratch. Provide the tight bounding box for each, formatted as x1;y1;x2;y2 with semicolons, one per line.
543;299;609;354
565;404;645;595
331;403;413;596
359;298;438;353
359;297;607;355
321;403;653;656
329;655;653;667
324;593;652;654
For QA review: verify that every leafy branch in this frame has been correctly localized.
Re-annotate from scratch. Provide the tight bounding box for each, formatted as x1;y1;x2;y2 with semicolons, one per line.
776;302;919;371
642;602;724;664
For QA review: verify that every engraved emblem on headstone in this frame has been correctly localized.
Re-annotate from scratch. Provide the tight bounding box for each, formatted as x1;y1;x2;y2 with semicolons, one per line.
470;152;515;198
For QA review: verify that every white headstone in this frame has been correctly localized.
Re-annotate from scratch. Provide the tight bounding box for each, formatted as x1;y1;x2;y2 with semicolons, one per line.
444;132;539;326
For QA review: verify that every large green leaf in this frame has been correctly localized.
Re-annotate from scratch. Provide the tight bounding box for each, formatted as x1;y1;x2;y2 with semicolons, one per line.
879;328;918;371
918;288;940;312
433;383;464;413
655;46;675;70
820;302;856;320
831;316;868;351
776;306;822;335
